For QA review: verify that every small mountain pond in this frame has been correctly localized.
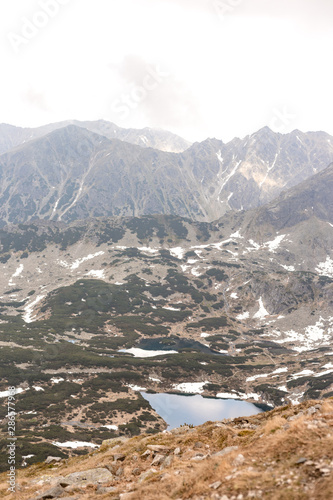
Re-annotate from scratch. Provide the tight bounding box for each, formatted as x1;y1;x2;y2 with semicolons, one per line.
141;392;269;429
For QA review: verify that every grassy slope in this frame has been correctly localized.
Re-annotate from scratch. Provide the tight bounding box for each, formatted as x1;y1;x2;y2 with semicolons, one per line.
1;398;332;500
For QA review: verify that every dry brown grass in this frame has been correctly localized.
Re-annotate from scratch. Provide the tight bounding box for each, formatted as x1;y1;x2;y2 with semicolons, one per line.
0;399;332;500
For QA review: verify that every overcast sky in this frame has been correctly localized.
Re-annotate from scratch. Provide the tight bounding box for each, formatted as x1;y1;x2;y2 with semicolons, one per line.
1;0;332;142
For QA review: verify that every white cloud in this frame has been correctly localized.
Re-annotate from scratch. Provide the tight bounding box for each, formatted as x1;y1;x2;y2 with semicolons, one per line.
0;0;332;142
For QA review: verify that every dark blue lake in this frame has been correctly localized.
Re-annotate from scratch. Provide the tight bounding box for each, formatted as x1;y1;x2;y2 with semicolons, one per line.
141;392;265;429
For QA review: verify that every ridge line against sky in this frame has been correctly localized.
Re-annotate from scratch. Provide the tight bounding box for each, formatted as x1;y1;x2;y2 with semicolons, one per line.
1;119;331;147
1;0;332;143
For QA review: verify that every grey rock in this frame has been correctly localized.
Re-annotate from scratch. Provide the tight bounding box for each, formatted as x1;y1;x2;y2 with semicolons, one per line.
116;467;124;477
151;454;165;466
209;480;222;489
60;467;113;487
147;445;170;453
139;468;157;482
295;457;308;465
97;486;117;494
212;446;239;458
33;485;64;499
160;455;174;470
233;454;245;466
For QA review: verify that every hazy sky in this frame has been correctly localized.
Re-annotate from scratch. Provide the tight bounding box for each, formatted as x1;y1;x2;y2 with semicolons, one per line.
1;0;332;142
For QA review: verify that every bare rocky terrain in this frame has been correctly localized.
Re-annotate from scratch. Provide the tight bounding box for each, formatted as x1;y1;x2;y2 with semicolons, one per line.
1;124;333;225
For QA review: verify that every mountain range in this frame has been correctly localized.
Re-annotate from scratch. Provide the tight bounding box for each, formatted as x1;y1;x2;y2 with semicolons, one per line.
0;121;333;225
0;120;332;474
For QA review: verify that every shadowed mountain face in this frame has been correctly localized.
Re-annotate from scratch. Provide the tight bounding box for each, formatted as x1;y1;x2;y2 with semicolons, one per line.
0;123;333;226
244;163;333;232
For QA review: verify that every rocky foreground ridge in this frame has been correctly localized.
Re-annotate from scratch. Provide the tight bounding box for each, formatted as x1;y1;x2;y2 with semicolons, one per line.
1;398;333;500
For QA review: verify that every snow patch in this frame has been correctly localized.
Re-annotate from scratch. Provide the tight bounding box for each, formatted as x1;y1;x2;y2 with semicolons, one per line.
280;264;295;272
264;234;286;252
53;441;99;449
85;270;105;279
236;311;249;320
23;295;45;323
0;388;25;399
70;251;105;270
253;297;269;319
119;348;178;358
50;377;65;384
173;381;209;394
127;384;147;391
102;425;118;431
170;247;185;259
316;256;333;277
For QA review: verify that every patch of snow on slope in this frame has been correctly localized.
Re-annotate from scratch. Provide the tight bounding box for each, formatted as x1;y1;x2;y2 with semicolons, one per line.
9;264;24;286
230;230;243;238
85;270;105;279
23;295;45;323
191;267;202;277
216;392;241;399
170;247;185;259
291;369;314;379
280;264;295;272
267;317;332;352
253;297;269;319
53;441;99;449
173;381;209;394
230;293;238;299
264;234;286;252
138;247;159;254
119;348;178;358
127;384;147;391
246;367;288;382
316;256;333;277
163;306;181;311
51;377;65;384
0;388;25;398
218;160;242;193
236;311;249;320
71;251;105;270
216;150;223;163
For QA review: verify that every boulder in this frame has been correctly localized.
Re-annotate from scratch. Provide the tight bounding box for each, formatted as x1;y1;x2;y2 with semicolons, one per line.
147;445;170;453
60;468;113;487
33;485;64;499
212;446;239;457
151;454;165;466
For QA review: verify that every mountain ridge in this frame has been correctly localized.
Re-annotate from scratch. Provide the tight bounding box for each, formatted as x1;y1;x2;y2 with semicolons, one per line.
1;124;333;225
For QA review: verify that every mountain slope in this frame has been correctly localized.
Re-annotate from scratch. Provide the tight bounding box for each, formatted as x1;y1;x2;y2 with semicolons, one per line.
1;124;333;225
180;128;333;215
244;162;333;231
0;119;191;155
1;399;333;500
0;165;333;472
0;125;211;225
